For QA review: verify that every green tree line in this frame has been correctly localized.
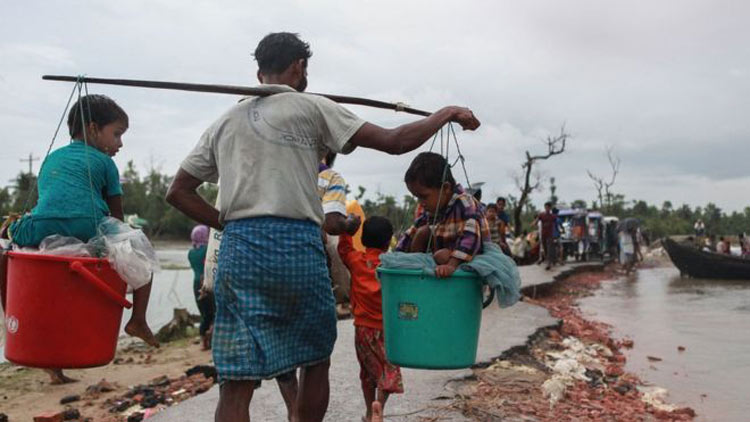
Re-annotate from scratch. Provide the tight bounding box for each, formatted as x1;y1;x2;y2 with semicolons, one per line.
1;167;748;241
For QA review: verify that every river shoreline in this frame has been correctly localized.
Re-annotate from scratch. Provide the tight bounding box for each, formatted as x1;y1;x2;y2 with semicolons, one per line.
450;261;697;422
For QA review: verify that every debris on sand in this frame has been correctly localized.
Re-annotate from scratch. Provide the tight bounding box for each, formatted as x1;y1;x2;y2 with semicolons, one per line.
453;268;696;422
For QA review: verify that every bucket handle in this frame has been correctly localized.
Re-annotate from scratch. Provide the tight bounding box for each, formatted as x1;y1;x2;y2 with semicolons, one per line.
482;286;495;309
69;261;133;309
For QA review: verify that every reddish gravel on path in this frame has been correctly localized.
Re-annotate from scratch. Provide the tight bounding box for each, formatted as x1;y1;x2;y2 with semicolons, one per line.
457;267;697;422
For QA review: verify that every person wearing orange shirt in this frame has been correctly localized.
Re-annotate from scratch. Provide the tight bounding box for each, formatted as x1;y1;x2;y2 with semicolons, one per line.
338;216;403;422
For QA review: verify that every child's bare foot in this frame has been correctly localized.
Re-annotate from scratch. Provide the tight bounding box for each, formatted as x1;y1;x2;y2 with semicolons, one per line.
125;319;160;348
371;402;383;422
44;369;77;385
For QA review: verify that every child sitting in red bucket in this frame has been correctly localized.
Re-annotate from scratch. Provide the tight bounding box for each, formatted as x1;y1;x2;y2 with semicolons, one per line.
338;216;403;422
1;95;158;359
396;152;490;278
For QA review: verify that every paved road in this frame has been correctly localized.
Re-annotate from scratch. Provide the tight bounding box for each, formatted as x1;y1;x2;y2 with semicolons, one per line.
151;264;583;422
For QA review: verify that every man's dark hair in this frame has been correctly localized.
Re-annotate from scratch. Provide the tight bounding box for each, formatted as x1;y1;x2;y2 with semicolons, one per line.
67;95;128;139
487;203;498;211
544;201;553;208
254;32;312;75
496;197;506;204
362;216;393;250
404;152;455;189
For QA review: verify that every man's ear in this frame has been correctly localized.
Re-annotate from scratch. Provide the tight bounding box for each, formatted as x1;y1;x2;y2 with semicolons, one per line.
84;122;99;141
257;70;263;84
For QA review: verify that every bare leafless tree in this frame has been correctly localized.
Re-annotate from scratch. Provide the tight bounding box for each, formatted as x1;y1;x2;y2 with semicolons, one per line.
587;146;620;210
512;125;570;236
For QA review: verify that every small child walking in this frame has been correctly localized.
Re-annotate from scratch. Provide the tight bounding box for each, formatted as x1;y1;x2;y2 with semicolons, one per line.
396;152;490;277
338;216;403;422
5;94;158;352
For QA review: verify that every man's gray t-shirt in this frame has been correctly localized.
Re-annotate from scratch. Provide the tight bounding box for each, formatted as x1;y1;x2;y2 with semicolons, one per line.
181;84;365;225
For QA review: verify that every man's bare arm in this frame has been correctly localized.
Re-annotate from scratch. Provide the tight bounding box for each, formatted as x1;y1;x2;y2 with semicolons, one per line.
323;213;360;236
349;106;480;154
166;169;222;230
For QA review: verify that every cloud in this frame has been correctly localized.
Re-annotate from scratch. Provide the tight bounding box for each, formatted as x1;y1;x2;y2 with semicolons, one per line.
1;0;749;212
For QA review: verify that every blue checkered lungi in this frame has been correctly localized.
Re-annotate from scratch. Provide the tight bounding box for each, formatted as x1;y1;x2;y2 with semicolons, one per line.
212;217;337;382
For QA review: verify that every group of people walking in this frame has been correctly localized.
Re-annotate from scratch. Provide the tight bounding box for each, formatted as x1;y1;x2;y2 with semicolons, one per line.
0;31;480;422
164;32;480;422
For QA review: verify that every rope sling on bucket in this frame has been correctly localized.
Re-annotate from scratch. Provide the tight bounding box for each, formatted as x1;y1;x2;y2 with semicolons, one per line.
3;79;135;369
376;123;496;370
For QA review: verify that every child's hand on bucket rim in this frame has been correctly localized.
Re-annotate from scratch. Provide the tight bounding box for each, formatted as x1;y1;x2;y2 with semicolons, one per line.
435;263;458;278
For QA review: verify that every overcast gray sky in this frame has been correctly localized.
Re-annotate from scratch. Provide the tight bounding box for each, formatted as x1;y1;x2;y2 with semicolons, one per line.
2;1;749;212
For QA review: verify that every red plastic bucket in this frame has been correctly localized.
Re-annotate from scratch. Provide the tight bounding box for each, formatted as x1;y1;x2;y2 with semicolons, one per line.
3;251;132;368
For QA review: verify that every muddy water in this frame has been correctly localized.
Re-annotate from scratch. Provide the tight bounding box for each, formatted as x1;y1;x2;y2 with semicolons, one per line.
118;246;199;334
578;265;750;422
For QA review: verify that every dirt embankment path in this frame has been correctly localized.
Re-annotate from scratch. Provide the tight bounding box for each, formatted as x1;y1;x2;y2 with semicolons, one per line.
1;336;213;422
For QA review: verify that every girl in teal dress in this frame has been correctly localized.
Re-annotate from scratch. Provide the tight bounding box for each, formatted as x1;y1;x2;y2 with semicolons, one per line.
3;95;158;384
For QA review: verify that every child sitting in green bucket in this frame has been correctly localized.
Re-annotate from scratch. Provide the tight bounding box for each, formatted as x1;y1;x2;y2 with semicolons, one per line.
396;152;490;278
338;216;403;422
1;95;159;360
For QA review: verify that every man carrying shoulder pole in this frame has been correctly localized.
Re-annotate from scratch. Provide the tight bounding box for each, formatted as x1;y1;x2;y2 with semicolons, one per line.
166;32;480;422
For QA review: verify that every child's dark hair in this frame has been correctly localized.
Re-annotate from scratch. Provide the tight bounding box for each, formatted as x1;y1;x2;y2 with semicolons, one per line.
254;32;312;75
361;216;393;250
404;152;455;189
67;95;128;139
487;203;498;211
324;151;337;168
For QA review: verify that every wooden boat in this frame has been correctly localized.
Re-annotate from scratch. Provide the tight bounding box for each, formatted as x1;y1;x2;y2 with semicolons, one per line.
663;237;750;280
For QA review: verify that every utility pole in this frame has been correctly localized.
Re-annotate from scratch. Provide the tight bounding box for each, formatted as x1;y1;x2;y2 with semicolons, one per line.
20;153;40;175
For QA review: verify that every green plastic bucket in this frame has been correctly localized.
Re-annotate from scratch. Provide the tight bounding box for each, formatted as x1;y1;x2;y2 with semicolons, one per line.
377;267;483;369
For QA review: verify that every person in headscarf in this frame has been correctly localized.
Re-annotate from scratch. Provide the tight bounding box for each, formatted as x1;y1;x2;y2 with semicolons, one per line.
188;224;215;349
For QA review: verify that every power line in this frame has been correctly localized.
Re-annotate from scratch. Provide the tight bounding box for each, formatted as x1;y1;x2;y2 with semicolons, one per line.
19;153;40;175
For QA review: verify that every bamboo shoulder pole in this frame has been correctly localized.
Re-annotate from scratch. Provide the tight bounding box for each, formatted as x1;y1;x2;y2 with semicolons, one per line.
42;75;432;117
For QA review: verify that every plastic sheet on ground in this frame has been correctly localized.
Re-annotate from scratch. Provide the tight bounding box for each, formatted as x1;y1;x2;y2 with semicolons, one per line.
541;336;606;406
379;242;521;307
639;386;678;412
